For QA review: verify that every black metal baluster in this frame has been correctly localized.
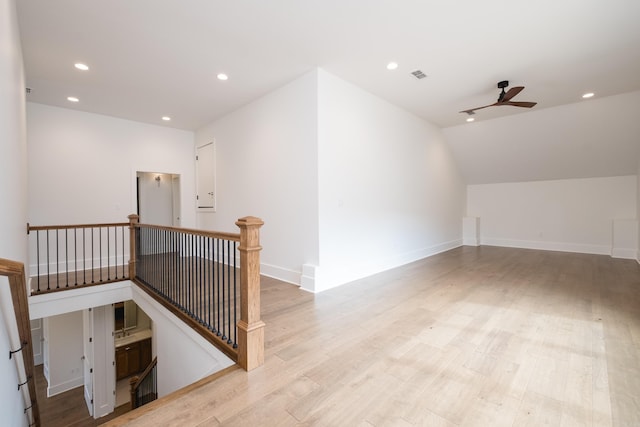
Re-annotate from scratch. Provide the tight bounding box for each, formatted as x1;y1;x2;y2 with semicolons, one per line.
225;240;233;344
114;226;117;280
164;229;168;297
83;228;86;285
139;227;143;282
91;227;95;283
199;235;203;323
174;230;178;305
233;241;238;348
74;229;78;286
180;232;185;309
46;230;50;290
65;229;69;287
213;237;217;333
36;231;41;293
56;229;60;289
217;238;222;337
107;226;111;280
207;236;211;330
99;227;103;282
189;234;194;316
121;226;125;279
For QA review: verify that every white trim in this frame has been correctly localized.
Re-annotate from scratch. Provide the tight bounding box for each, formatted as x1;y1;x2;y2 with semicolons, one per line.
300;264;317;292
28;281;131;320
611;248;638;260
303;239;463;293
480;237;610;255
47;375;83;398
260;263;301;286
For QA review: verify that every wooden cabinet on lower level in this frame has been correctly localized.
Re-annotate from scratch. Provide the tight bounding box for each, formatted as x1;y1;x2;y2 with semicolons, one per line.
116;338;152;380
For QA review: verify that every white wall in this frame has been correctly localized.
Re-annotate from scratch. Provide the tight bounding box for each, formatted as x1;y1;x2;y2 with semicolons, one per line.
0;0;30;424
26;103;195;227
131;285;234;397
195;71;319;284
195;69;466;291
315;70;466;291
467;176;637;255
44;311;84;396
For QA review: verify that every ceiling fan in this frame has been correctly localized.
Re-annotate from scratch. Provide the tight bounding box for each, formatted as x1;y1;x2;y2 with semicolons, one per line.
460;80;537;115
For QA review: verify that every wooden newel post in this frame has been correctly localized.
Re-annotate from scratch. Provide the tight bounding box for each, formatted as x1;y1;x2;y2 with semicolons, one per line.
129;376;139;411
128;214;139;280
235;216;265;371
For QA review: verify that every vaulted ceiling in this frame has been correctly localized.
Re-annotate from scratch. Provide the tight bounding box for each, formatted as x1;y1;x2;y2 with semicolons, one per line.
16;1;640;183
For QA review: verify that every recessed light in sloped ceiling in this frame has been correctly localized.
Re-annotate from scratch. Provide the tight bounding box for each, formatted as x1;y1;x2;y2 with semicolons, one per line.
582;92;594;99
74;63;89;71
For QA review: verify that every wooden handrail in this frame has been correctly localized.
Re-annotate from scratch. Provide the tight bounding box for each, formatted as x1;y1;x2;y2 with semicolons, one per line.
132;222;240;242
0;258;40;426
27;221;129;233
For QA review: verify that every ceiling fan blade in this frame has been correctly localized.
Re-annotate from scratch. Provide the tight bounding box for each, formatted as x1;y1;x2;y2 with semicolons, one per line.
459;103;498;114
502;101;537;108
500;86;524;102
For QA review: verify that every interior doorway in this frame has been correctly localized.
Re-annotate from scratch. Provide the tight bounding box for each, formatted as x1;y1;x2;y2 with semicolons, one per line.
136;172;181;226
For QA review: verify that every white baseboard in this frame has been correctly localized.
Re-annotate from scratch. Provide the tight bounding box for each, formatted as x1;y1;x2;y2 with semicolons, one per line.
47;375;83;397
611;248;638;260
463;238;479;246
480;238;610;256
300;239;463;293
260;263;301;286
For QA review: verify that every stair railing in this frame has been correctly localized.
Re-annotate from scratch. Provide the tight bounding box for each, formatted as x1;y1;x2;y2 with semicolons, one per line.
128;214;265;371
129;357;158;410
0;258;40;426
27;221;130;294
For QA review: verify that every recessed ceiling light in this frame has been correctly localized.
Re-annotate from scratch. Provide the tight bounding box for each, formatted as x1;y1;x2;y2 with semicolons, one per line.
466;117;475;123
217;73;228;81
67;96;79;102
386;62;398;70
162;116;171;121
74;63;89;71
582;92;594;99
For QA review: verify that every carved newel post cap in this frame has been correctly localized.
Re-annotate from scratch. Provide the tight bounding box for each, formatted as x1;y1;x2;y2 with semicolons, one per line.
235;216;264;227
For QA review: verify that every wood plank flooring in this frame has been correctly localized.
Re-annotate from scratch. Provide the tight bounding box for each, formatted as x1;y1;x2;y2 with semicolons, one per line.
35;364;130;427
96;246;640;426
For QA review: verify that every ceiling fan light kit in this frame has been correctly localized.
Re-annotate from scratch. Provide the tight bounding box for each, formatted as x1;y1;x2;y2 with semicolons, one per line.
460;80;537;116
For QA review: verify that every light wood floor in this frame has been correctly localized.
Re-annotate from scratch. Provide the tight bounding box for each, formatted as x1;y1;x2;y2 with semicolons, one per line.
100;246;640;426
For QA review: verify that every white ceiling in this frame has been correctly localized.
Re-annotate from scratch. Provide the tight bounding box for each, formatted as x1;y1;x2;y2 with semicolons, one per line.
444;90;640;184
17;0;640;132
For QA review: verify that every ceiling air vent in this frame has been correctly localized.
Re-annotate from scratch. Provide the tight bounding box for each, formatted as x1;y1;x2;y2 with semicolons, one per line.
410;70;427;80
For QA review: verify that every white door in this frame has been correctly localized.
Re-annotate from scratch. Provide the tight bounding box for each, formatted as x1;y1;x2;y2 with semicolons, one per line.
92;305;115;418
30;318;44;366
82;309;94;416
196;142;215;209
